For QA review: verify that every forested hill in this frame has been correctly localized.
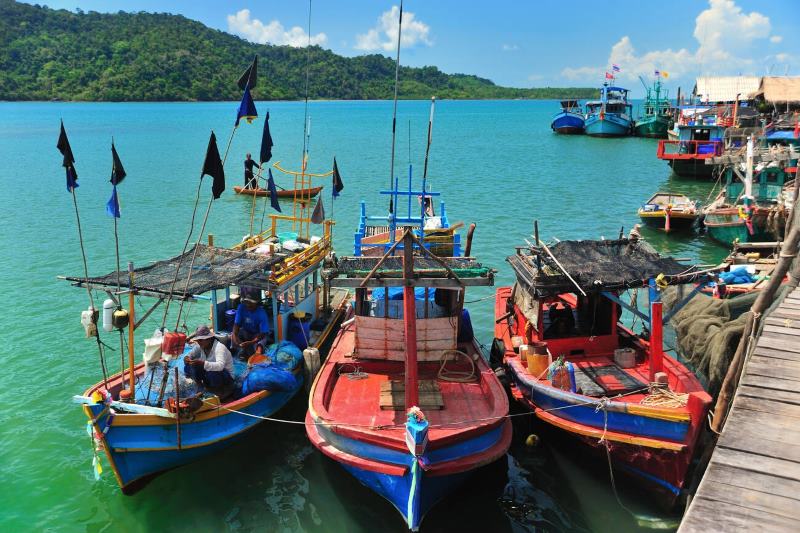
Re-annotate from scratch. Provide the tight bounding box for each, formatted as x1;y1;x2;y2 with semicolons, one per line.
0;1;596;101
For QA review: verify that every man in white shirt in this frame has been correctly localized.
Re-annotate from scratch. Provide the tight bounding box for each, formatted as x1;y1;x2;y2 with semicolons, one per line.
184;325;234;393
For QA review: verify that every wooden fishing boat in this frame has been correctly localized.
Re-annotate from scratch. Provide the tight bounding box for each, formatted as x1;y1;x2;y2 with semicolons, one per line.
551;100;585;134
637;192;698;231
584;83;633;137
308;228;510;530
233;185;323;198
634;76;672;138
656;115;726;179
700;242;783;298
494;235;714;507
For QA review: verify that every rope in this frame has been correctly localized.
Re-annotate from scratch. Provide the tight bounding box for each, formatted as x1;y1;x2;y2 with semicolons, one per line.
639;386;688;408
437;350;476;383
597;396;638;517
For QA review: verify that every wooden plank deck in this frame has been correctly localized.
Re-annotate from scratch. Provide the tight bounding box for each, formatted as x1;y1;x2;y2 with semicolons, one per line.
679;287;800;532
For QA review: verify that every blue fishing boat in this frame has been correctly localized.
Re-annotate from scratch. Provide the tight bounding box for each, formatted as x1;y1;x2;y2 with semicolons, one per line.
551;99;585;134
584;83;633;137
306;98;511;531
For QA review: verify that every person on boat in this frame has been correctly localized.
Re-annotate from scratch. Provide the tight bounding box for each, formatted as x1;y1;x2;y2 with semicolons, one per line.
184;325;234;393
244;153;260;189
418;194;435;217
231;290;271;358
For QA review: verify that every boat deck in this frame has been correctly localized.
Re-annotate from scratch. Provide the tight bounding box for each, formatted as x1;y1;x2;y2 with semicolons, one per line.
679;286;800;531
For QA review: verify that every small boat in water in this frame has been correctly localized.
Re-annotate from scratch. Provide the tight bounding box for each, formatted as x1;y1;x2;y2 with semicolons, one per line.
551;99;585;134
584;83;633;137
638;192;699;231
495;234;714;507
233;185;323;198
700;241;783;298
634;75;672;138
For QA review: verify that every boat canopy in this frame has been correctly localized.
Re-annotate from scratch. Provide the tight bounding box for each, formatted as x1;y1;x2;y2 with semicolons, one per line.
559;99;581;109
65;244;288;299
329;255;494;288
508;238;703;297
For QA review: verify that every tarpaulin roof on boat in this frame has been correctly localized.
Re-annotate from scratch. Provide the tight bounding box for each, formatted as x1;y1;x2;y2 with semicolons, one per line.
64;244;287;299
751;77;800;103
329;256;494;287
508;238;703;296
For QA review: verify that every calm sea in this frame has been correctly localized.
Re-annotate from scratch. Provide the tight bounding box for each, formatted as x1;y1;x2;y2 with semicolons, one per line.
0;100;727;532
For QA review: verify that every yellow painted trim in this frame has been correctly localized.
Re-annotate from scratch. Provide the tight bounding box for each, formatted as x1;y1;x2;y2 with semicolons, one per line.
536;410;685;451
110;391;270;427
625;404;691;422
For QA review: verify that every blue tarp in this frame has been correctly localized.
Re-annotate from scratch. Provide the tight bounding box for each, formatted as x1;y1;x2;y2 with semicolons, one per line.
241;364;299;395
371;287;431;300
720;266;756;285
266;340;303;370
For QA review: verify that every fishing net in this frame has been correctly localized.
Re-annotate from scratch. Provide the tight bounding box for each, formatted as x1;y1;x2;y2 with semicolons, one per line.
66;244;286;298
662;288;757;396
510;239;699;296
335;256;491;278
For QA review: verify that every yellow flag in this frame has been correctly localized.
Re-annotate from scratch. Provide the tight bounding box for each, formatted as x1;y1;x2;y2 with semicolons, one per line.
662;71;670;79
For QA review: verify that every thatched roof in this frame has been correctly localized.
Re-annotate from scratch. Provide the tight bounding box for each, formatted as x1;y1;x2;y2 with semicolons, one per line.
751;77;800;103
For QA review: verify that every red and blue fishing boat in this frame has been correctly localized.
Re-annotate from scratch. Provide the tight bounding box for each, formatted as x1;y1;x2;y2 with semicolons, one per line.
551;99;585;134
584;82;633;137
494;232;714;507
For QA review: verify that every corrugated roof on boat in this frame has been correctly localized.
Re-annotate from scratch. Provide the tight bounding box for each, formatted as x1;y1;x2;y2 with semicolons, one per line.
751;76;800;103
694;76;760;103
64;244;286;298
508;238;701;296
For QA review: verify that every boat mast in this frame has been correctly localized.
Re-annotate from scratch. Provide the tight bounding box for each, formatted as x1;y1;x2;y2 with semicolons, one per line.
388;0;404;214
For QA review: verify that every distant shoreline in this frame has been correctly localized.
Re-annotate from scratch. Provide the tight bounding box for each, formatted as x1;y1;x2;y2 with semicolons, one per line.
0;97;585;103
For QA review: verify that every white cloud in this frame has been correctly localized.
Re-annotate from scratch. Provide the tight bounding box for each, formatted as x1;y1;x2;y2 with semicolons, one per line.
770;35;783;44
560;0;786;83
227;9;327;47
502;44;519;52
355;6;432;52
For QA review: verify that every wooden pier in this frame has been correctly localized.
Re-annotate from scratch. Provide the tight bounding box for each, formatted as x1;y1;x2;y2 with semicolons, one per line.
679;286;800;531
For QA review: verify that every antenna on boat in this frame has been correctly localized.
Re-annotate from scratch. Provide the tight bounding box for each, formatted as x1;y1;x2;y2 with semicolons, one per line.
422;96;435;183
388;0;404;214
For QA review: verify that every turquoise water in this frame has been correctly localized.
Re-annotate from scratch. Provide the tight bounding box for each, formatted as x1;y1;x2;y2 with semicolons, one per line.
0;100;727;532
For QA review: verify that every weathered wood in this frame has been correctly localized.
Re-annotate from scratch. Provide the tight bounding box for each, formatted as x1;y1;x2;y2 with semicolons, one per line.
680;496;798;532
763;323;800;337
712;446;800;482
331;277;490;288
696;477;800;519
738;384;800;405
753;344;800;362
755;334;800;355
741;371;800;391
379;379;443;410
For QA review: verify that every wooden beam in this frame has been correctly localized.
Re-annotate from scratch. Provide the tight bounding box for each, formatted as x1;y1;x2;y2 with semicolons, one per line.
330;277;491;288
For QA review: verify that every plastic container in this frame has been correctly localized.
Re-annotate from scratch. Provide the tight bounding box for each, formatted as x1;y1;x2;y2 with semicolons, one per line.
224;308;237;331
524;344;551;379
162;331;187;356
277;231;298;244
614;347;637;368
549;362;576;392
287;313;312;350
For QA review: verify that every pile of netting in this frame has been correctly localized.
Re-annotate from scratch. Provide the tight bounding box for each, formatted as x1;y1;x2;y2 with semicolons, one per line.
513;239;698;295
662;288;757;396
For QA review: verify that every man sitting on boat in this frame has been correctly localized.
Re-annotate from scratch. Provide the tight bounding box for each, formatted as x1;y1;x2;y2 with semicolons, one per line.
231;290;271;358
184;325;234;393
244;153;260;189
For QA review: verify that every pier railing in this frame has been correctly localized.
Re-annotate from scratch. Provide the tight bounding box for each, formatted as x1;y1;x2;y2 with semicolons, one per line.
657;140;723;160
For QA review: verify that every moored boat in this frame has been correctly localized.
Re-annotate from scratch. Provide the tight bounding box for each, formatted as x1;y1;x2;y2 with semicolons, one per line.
638;192;699;231
634;75;672;138
495;235;714;506
551;99;585;134
584;83;633;137
233;185;323;198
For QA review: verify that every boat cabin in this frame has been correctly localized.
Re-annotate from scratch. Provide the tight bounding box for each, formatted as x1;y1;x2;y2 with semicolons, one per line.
559;99;583;113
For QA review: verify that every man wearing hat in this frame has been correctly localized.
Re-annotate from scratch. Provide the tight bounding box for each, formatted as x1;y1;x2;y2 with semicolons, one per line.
231;289;271;358
184;325;234;393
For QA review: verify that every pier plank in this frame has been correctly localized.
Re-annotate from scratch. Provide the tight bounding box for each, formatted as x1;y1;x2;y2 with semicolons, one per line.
680;497;797;532
738;384;800;405
705;462;800;501
741;372;800;391
696;477;800;519
752;345;800;362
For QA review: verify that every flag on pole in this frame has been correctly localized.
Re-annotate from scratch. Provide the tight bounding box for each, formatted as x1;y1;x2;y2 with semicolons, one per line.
332;157;344;198
237;55;258;91
235;84;258;126
605;72;614;79
110;141;127;185
202;131;226;199
106;186;121;218
260;111;274;164
57;121;79;192
311;197;325;224
662;71;669;79
612;64;620;72
266;168;281;212
654;70;660;77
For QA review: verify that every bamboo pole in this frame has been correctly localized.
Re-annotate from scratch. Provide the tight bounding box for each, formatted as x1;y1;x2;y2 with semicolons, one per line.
127;262;136;394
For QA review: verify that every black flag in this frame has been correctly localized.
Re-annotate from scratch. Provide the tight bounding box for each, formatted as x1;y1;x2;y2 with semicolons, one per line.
332;157;344;198
237;55;258;91
202;132;226;199
260;111;274;164
267;168;281;213
311;197;325;224
57;121;78;192
110;141;127;185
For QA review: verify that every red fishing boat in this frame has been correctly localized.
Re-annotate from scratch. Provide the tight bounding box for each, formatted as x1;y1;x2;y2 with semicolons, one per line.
494;233;714;507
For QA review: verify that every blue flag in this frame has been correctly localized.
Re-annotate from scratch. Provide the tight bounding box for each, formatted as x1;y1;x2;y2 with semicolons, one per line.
267;168;281;212
106;185;120;218
236;84;258;126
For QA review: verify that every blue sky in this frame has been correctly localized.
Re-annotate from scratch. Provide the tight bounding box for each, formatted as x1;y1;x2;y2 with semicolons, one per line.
24;0;799;94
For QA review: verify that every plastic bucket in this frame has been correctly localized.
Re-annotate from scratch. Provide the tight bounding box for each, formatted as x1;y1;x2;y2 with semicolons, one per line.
224;309;237;331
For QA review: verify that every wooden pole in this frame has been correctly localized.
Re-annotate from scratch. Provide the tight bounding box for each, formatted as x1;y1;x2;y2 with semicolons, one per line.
127;262;136;394
174;366;182;450
649;301;664;382
464;223;476;257
402;230;419;410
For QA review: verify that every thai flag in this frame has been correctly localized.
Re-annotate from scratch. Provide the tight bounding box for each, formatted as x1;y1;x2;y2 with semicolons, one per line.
654;69;660;77
612;64;620;72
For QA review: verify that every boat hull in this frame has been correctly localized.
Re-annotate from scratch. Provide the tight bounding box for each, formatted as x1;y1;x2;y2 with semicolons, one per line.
634;116;670;138
666;159;716;179
84;372;301;493
233;185;323;198
307;411;512;530
704;208;782;245
584;115;632;137
551;112;585;134
638;211;697;231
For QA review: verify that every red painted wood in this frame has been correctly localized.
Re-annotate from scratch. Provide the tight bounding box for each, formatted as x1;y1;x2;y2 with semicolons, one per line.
403;285;419;410
650;301;664;381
